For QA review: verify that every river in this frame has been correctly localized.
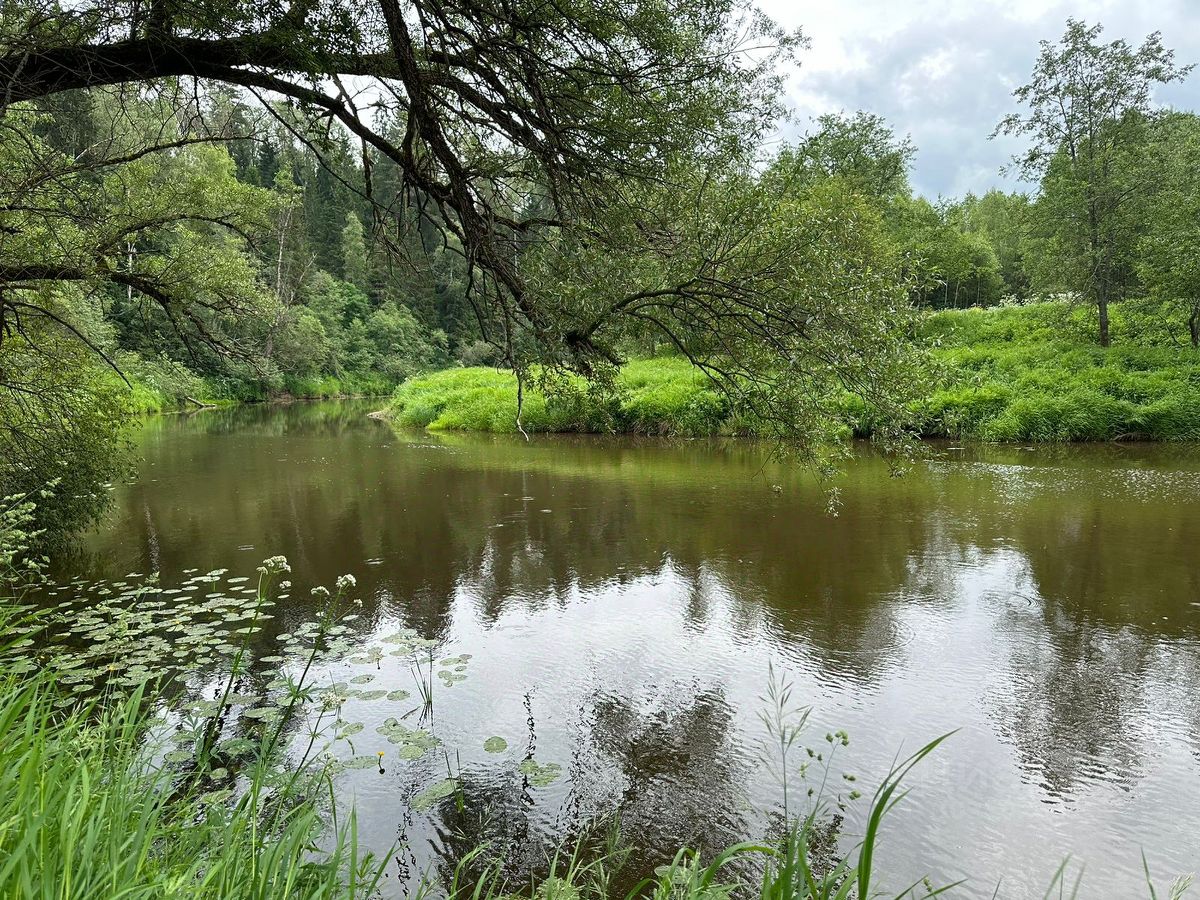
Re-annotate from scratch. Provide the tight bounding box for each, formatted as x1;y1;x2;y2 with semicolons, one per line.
55;400;1200;898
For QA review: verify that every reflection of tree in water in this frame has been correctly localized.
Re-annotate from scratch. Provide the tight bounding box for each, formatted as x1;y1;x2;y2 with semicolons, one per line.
576;685;751;879
988;605;1151;798
439;460;927;688
420;766;544;890
67;422;946;690
64;416;1200;827
977;489;1200;799
893;455;1200;803
415;690;607;893
415;683;751;897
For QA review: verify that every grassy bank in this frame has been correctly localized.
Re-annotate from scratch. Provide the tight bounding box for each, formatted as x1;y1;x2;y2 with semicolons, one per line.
385;302;1200;442
915;302;1200;441
387;358;730;437
115;354;397;415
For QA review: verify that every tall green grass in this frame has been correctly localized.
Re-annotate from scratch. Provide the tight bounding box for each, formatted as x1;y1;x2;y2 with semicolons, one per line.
913;302;1200;442
0;496;388;898
0;676;387;899
386;359;729;437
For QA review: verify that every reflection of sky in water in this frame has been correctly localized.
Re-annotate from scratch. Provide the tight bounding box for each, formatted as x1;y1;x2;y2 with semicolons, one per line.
60;403;1200;898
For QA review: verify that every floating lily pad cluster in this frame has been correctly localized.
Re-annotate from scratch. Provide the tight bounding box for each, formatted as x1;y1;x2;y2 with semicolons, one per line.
274;617;363;668
10;559;566;820
8;569;275;701
377;717;440;759
438;653;471;686
411;777;458;812
518;759;563;787
315;679;413;711
378;627;439;656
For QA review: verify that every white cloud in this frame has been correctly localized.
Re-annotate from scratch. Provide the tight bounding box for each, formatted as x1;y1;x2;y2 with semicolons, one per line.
756;0;1200;196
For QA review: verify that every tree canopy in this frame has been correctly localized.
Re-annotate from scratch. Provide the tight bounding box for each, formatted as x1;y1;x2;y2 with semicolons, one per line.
995;18;1192;345
2;0;807;376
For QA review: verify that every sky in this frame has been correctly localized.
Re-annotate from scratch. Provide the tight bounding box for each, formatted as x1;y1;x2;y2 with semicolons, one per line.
755;0;1200;199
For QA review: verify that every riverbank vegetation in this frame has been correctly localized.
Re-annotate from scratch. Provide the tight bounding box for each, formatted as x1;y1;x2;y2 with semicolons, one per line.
916;302;1200;441
389;360;729;437
387;301;1200;442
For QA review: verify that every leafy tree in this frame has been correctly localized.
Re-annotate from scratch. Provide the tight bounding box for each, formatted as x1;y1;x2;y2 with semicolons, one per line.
0;94;279;534
0;0;805;381
774;112;915;202
995;19;1192;345
269;308;333;377
518;164;928;444
1137;113;1200;348
1;98;277;363
0;289;133;539
367;301;449;382
891;196;1005;308
341;213;370;293
956;191;1031;299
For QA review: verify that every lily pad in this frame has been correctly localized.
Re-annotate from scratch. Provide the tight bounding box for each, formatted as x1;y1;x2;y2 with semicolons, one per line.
411;778;458;812
519;759;563;787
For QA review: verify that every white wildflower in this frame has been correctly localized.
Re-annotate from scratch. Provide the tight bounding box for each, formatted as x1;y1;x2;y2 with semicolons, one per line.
258;555;290;575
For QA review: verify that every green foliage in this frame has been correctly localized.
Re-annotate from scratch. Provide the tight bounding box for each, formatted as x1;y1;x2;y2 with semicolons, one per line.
387;360;733;437
516;167;927;447
340;212;370;291
890;196;1007;308
379;305;1197;444
0;633;387;897
769;111;914;201
0;313;133;538
996;19;1192;344
911;303;1200;441
1137;112;1200;347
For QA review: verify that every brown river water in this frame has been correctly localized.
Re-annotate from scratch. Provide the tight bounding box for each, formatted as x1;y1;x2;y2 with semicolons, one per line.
53;400;1200;899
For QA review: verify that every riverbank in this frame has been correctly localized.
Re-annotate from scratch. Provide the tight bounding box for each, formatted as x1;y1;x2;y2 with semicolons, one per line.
915;302;1200;441
386;358;728;436
117;355;397;415
383;302;1200;442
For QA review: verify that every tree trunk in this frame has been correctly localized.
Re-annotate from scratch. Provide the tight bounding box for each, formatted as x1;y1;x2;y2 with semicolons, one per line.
1098;296;1110;347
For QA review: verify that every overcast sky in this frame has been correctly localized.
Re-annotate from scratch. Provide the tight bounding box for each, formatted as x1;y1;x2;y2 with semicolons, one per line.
755;1;1200;198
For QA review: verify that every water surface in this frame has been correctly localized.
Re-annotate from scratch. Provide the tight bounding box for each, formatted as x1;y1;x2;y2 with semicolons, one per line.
60;401;1200;898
